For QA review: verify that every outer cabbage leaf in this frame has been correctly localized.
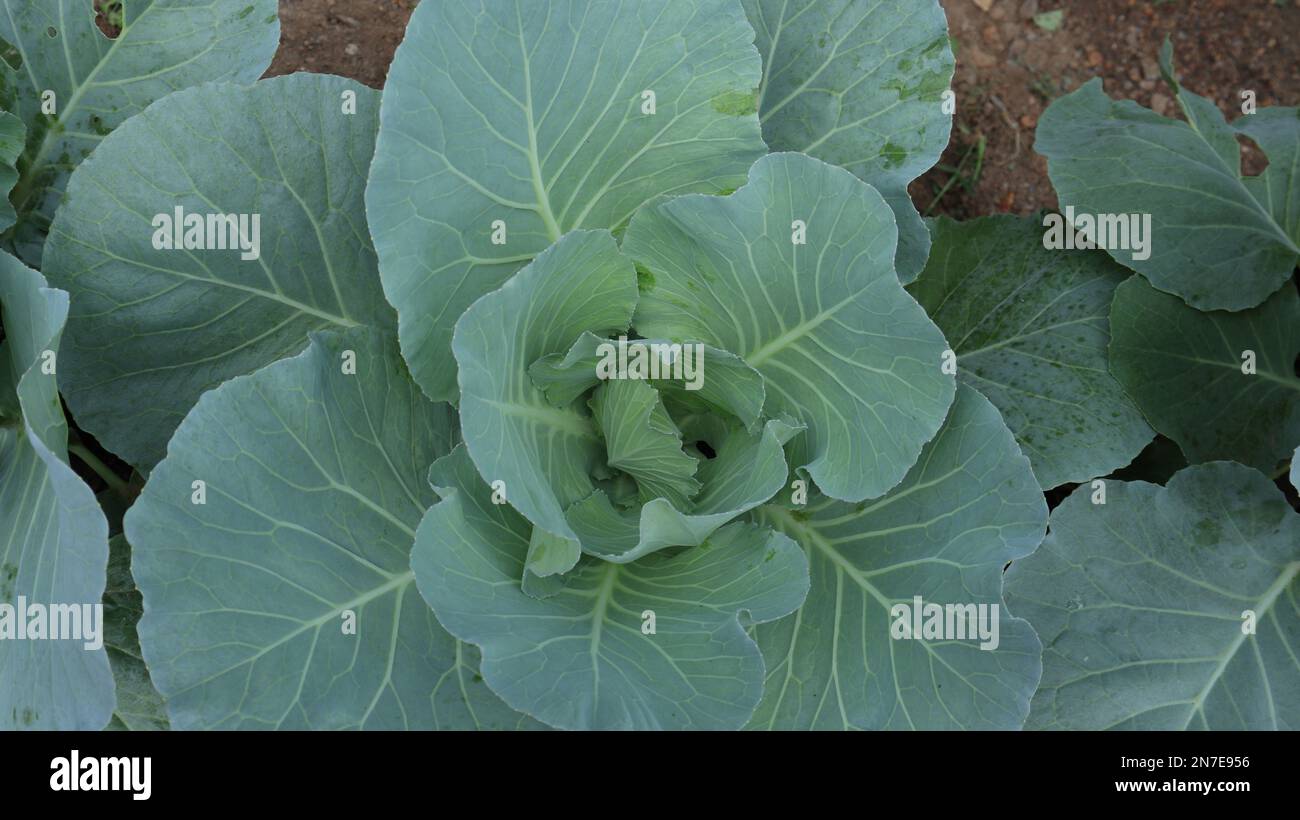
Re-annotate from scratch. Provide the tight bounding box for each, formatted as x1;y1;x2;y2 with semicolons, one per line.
103;535;167;731
42;75;391;468
1109;276;1300;471
125;328;538;729
627;152;954;502
746;385;1047;730
412;444;810;730
744;0;954;282
1006;462;1300;730
367;0;768;402
909;215;1153;488
0;250;113;729
1035;44;1299;311
0;111;24;231
0;0;280;262
454;230;637;571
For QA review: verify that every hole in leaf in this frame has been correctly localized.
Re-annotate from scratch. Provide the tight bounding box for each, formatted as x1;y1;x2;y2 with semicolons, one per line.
95;0;123;38
694;440;717;459
1237;133;1268;177
45;26;57;38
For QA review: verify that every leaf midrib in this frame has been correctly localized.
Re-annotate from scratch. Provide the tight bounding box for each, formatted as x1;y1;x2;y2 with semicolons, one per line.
516;4;561;243
162;569;415;701
744;289;864;367
484;397;598;440
49;227;361;329
757;503;1016;728
1181;560;1299;729
1142;350;1300;393
586;561;619;714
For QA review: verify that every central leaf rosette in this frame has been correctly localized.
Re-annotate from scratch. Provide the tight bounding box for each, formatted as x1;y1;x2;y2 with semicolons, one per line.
412;153;958;730
526;331;803;574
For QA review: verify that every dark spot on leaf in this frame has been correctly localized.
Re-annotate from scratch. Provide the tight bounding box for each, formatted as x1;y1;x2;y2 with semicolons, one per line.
922;36;949;58
711;89;758;117
0;36;21;71
879;141;907;169
884;71;950;101
1192;518;1220;546
635;263;655;293
0;562;15;601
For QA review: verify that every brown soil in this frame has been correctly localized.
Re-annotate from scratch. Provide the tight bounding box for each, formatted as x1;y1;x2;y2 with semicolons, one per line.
264;0;1300;219
268;0;418;90
920;0;1300;218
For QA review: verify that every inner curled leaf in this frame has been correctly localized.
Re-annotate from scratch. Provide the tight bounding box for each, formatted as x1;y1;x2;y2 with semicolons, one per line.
590;379;701;509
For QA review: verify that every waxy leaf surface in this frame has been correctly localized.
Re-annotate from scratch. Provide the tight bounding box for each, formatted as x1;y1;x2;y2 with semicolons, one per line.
127;328;537;729
1006;462;1300;730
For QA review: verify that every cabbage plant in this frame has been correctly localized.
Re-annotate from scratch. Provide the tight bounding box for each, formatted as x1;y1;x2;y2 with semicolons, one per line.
0;0;1296;732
